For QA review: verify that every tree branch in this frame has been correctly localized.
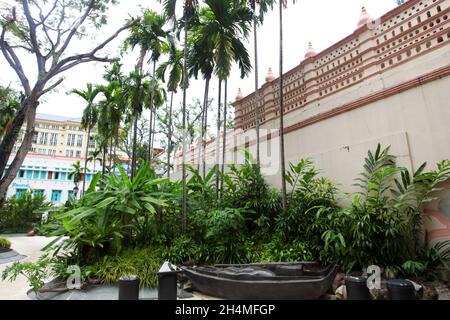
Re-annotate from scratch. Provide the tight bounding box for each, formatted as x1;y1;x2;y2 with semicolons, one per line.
22;0;45;73
56;0;95;58
38;78;64;98
47;23;132;80
1;21;31;95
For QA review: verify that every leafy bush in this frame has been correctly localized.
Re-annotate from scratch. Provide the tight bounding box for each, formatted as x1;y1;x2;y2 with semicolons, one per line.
221;151;281;236
277;158;338;246
203;207;250;264
44;164;168;263
0;191;51;233
320;145;450;273
258;237;314;263
89;247;163;288
0;236;11;249
1;255;53;294
161;235;203;264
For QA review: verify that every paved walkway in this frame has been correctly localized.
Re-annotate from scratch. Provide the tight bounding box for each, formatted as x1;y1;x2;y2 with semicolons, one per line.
0;234;56;300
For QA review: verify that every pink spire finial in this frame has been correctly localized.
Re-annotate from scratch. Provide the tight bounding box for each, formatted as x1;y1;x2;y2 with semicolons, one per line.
265;67;276;82
357;6;372;28
304;42;317;59
235;88;244;101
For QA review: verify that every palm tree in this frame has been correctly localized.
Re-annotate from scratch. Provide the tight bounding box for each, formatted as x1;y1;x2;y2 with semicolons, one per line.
68;160;83;199
161;0;199;233
196;0;253;197
249;0;275;166
188;27;215;178
96;81;123;176
71;83;100;195
279;0;298;210
124;71;156;179
157;39;184;178
124;10;170;166
88;148;102;175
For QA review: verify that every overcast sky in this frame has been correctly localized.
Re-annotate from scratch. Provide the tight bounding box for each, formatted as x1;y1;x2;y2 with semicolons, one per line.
1;0;397;123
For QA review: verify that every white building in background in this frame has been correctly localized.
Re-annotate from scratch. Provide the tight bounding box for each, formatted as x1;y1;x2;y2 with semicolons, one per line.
4;113;119;205
4;154;100;204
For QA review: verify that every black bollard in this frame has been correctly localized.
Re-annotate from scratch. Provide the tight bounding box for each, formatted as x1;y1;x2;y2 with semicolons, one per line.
345;276;371;300
387;279;416;300
158;262;179;300
118;275;140;300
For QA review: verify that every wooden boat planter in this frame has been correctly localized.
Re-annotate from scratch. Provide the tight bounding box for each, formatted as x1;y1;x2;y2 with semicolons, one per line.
181;263;338;300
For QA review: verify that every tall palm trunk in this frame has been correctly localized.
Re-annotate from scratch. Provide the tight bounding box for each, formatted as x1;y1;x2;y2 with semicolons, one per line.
109;134;113;171
150;109;157;167
201;77;210;179
167;91;174;178
253;15;261;166
197;78;209;172
148;61;157;164
102;139;107;176
279;1;287;210
131;115;139;180
215;79;222;199
220;80;228;192
181;18;188;233
82;125;91;194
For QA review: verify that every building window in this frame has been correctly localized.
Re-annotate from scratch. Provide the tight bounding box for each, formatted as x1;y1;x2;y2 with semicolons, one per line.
68;190;74;199
32;132;39;143
66;150;74;158
88;137;96;148
18;170;25;178
50;133;58;146
77;135;83;147
33;171;40;180
54;172;60;180
51;190;62;203
34;190;45;197
67;134;75;147
40;171;47;180
26;170;33;179
61;172;67;180
16;189;27;199
39;132;49;145
76;150;82;158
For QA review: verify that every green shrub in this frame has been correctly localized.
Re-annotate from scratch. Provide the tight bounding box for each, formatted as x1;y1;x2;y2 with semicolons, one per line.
258;237;314;263
277;158;338;245
89;248;163;288
0;237;11;249
320;145;450;272
161;235;203;264
1;255;53;294
0;191;51;233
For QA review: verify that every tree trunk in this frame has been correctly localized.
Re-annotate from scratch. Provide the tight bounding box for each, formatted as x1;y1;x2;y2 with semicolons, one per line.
0;99;37;201
102;140;107;177
279;2;287;210
148;61;157;164
150;108;157;168
215;79;222;199
197;79;209;172
167;91;174;179
109;135;113;170
253;16;261;166
220;80;228;193
202;77;210;179
181;19;188;233
82;125;91;195
131;115;139;180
